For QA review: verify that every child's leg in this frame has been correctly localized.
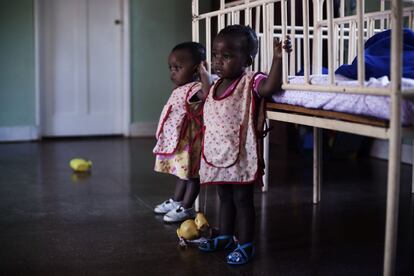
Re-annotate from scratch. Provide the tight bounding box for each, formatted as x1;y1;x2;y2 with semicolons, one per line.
154;178;185;214
226;184;255;265
198;185;235;251
217;185;236;236
233;184;255;244
163;178;197;222
172;178;187;202
181;178;200;209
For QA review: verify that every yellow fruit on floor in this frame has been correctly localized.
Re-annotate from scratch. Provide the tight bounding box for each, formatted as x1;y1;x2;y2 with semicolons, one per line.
177;219;199;240
70;158;92;172
194;212;209;231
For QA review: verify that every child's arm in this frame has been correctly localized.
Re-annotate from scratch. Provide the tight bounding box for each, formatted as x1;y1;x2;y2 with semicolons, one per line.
195;62;213;101
258;37;291;98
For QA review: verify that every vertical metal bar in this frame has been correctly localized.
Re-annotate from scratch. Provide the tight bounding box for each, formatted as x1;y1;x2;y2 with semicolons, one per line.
297;37;301;71
218;0;225;32
246;5;252;68
302;0;310;83
349;21;356;64
281;0;288;82
383;0;402;274
233;11;239;24
312;0;323;75
262;119;270;192
219;15;224;33
192;0;199;212
256;6;262;72
368;18;374;38
245;7;250;28
380;0;385;30
327;0;335;84
339;0;345;65
192;0;199;42
334;24;339;69
412;11;414;29
262;4;268;71
313;127;322;204
357;0;365;86
289;0;296;75
268;2;274;72
255;5;261;34
206;17;211;72
409;11;414;30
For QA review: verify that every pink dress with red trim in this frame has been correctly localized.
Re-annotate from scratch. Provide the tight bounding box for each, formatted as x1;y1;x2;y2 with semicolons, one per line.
200;71;267;185
153;82;203;180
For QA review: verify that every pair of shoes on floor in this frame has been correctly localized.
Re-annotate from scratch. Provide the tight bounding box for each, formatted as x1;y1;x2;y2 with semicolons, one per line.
163;205;196;222
154;198;196;222
199;236;254;265
154;199;181;214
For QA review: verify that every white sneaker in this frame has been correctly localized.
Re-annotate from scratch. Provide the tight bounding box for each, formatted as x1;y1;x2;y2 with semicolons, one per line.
163;206;196;223
154;199;181;214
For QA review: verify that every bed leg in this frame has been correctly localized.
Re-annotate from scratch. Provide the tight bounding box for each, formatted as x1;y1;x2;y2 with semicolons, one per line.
313;127;322;204
383;136;401;276
262;119;270;192
412;139;414;194
195;195;199;212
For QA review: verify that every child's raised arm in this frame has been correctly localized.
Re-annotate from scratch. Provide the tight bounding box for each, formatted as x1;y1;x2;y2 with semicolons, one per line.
258;37;291;98
195;61;213;101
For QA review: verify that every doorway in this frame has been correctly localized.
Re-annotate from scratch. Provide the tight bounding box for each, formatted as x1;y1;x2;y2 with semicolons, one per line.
36;0;129;137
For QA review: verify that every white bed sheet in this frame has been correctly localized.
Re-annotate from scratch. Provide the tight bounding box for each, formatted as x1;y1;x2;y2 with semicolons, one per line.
272;75;414;126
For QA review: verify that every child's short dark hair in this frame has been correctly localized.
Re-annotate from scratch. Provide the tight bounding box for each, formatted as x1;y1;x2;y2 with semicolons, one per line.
217;25;259;58
172;42;206;64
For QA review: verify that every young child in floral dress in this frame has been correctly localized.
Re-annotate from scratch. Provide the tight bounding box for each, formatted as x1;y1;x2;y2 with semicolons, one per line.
153;42;211;223
198;25;291;264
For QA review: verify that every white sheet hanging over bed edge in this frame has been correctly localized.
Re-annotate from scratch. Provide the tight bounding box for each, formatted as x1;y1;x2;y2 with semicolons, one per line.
272;75;414;126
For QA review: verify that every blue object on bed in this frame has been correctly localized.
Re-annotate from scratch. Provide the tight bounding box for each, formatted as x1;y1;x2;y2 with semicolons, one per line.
335;29;414;80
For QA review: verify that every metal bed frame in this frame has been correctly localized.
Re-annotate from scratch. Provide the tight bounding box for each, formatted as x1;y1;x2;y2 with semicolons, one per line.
191;1;414;275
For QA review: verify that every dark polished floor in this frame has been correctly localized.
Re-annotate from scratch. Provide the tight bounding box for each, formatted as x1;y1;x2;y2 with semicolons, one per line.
0;137;413;275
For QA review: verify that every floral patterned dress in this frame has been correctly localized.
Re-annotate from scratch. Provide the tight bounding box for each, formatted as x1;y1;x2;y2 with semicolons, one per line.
154;83;203;180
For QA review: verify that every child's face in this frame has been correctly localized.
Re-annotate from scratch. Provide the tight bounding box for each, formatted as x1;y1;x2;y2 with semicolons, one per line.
212;35;249;79
168;49;197;87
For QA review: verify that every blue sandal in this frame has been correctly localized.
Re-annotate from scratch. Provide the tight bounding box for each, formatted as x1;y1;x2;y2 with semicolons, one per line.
226;242;255;265
198;235;234;252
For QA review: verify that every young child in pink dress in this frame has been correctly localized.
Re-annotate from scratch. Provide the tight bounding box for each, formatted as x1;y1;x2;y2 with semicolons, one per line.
153;42;211;223
198;25;291;264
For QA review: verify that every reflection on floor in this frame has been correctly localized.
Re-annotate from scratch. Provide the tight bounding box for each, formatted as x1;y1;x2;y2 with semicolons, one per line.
0;137;412;275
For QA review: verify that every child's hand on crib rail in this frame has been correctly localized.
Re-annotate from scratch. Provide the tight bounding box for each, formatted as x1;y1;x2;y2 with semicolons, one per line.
198;61;209;79
258;36;292;98
274;36;292;59
197;61;213;101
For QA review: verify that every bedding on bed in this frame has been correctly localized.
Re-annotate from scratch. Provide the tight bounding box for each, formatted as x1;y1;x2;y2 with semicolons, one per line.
335;29;414;80
271;74;414;126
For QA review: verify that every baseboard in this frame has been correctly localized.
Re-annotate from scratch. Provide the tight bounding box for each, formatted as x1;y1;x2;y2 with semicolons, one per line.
129;122;157;137
370;139;413;165
0;126;39;142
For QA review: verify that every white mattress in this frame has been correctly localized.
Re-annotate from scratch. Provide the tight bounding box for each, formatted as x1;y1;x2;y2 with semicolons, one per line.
271;75;414;126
